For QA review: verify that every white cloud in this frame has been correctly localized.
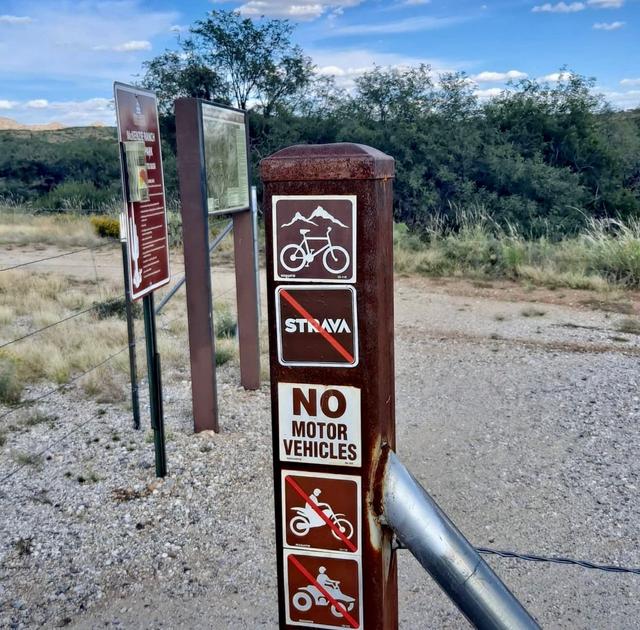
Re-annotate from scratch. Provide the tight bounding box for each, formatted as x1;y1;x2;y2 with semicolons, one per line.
475;87;505;99
474;70;528;83
600;89;640;110
621;78;640;86
311;48;465;90
532;2;585;13
26;99;49;109
593;20;625;29
237;1;362;20
532;0;623;11
3;97;115;126
0;15;32;24
0;2;176;83
113;40;152;52
332;14;463;35
588;0;624;7
540;72;571;82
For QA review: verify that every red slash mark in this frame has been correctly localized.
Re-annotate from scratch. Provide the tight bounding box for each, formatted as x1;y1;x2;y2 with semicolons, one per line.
280;289;354;364
288;554;360;629
286;475;357;553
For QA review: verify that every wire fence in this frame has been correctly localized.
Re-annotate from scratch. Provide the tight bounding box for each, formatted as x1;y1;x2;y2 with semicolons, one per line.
1;235;638;598
0;236;238;486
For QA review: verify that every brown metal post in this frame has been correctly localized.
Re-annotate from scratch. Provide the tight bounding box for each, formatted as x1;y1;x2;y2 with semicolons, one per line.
233;209;261;390
175;97;219;432
261;143;397;630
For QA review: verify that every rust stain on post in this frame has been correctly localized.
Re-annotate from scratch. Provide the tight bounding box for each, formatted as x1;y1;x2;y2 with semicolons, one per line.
262;143;398;629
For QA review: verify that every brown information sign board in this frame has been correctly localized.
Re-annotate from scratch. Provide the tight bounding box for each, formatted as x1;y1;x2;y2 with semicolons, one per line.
274;196;356;283
114;82;170;300
276;286;358;368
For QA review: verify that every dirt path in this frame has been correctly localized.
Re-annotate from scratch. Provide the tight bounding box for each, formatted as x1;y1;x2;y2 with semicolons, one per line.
1;246;640;628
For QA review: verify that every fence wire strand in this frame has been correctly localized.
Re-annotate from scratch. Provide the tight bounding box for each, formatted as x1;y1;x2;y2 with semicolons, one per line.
477;547;640;576
0;242;113;272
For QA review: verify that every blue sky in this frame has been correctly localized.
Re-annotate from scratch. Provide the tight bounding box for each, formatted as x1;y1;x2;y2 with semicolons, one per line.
0;0;638;125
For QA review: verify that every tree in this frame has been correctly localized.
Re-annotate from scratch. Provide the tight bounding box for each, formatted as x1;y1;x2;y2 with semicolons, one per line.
189;10;313;112
141;48;226;116
353;64;433;123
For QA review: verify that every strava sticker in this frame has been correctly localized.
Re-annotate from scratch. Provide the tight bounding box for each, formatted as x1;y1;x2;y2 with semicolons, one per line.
275;285;358;368
284;550;363;629
273;195;356;283
282;470;361;555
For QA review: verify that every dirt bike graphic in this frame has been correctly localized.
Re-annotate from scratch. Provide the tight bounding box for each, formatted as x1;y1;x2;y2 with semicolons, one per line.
280;226;350;275
289;490;354;541
292;567;356;619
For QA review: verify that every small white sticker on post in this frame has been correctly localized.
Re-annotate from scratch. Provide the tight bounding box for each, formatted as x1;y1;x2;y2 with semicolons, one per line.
279;383;361;467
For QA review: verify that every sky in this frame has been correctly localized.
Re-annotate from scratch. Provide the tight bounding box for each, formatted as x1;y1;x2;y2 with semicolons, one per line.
0;0;638;126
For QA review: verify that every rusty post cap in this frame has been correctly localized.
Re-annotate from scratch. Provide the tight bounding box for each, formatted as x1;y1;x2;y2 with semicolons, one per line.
260;143;395;182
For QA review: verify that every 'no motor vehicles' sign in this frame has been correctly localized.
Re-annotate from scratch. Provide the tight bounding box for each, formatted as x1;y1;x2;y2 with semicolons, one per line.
278;383;361;467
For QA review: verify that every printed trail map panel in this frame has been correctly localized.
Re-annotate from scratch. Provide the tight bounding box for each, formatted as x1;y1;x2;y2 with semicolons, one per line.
276;286;358;368
114;82;170;300
284;550;363;630
274;195;356;283
278;383;361;468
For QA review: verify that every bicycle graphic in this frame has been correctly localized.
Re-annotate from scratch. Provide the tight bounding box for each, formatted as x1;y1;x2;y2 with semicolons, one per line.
280;227;350;275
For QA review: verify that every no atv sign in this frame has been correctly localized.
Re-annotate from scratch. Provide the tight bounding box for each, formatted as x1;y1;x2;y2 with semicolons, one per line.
276;286;358;368
273;195;356;283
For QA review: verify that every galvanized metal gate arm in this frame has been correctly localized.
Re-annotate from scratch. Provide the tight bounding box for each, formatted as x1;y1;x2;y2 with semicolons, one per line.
381;450;540;630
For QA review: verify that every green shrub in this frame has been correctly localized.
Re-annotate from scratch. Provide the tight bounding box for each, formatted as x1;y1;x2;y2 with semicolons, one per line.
41;181;118;211
215;306;237;338
90;215;120;239
93;297;142;320
167;211;183;248
0;355;22;404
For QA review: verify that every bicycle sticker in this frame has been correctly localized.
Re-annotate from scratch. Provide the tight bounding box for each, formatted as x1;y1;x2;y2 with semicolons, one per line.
273;195;356;283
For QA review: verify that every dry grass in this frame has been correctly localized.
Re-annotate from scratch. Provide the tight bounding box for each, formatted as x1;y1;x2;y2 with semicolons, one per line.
394;213;640;291
615;317;640;335
0;213;100;247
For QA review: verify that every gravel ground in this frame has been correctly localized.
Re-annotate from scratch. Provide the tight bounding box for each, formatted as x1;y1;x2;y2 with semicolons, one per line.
1;273;639;629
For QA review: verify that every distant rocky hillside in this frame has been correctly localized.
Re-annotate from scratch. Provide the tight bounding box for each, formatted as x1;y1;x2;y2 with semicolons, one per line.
0;116;68;131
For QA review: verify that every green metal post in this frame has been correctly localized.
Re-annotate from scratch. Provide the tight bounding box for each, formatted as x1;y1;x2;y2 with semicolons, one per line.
143;293;167;477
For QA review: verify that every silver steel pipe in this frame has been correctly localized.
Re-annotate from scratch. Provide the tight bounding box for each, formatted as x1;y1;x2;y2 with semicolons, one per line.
382;450;540;630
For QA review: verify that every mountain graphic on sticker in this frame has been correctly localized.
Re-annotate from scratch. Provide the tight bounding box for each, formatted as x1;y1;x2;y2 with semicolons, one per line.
281;206;348;229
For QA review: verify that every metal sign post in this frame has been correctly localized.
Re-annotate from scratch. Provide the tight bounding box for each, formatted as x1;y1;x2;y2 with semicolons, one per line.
114;82;170;477
119;213;141;430
261;143;398;629
175;97;260;433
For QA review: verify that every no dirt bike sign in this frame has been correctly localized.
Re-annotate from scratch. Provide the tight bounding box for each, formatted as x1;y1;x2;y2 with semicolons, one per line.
282;471;361;554
273;196;356;283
